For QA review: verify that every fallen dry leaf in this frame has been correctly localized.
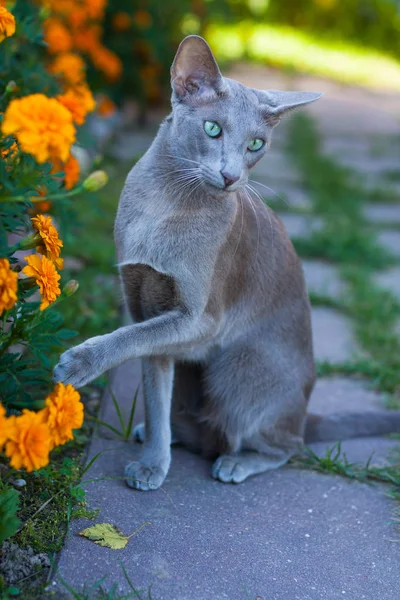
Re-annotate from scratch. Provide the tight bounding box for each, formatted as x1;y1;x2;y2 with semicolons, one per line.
78;521;150;550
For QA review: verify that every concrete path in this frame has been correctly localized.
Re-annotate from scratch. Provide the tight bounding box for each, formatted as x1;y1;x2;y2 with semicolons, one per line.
54;66;400;599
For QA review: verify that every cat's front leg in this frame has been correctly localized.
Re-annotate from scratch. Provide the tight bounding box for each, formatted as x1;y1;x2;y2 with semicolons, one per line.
125;356;174;491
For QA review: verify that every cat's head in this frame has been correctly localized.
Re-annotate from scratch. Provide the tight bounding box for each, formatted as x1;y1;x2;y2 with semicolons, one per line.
168;35;321;195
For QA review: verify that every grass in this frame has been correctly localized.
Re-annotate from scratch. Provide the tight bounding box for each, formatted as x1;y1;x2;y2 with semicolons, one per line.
291;442;400;506
287;113;400;398
280;112;400;520
207;22;400;91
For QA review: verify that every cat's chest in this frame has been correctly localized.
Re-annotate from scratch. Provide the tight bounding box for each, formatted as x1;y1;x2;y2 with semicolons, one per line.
119;208;226;274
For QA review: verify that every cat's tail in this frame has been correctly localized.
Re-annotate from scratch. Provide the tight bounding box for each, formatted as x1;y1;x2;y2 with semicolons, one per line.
304;411;400;443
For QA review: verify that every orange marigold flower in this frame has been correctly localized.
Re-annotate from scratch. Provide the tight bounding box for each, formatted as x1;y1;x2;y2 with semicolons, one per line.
42;383;84;449
34;200;52;214
5;410;51;472
96;95;116;117
64;153;80;190
112;11;131;31
50;52;86;86
44;17;73;54
133;9;152;29
67;7;88;30
0;403;13;449
2;94;76;164
22;254;61;310
57;84;96;126
31;214;63;268
46;0;77;16
85;0;106;20
0;6;15;43
72;25;102;53
0;258;18;315
90;45;122;82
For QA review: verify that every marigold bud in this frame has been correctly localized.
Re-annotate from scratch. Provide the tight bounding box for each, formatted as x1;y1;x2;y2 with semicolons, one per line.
17;232;42;251
63;279;79;297
82;170;108;192
5;80;17;94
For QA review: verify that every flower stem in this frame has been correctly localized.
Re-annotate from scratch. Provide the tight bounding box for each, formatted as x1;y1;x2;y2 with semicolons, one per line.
0;185;85;203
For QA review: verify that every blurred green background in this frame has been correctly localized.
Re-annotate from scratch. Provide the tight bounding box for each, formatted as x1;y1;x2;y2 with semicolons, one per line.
101;0;400;108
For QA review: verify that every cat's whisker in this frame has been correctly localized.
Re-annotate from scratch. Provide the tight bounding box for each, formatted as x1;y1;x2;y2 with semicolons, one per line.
248;178;293;209
243;186;261;269
164;154;202;167
225;190;244;278
246;183;274;265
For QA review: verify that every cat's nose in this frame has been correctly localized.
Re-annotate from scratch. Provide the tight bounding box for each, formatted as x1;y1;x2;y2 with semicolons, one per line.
221;171;240;188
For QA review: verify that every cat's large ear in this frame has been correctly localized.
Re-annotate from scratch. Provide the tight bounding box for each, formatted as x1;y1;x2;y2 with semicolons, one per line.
257;90;323;125
171;35;225;104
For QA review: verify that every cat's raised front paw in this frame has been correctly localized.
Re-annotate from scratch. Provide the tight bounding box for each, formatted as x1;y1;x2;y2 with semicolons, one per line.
211;455;247;484
53;337;106;388
125;461;166;491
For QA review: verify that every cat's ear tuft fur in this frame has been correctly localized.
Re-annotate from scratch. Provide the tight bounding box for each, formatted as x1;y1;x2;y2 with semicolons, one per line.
257;90;323;125
171;36;225;104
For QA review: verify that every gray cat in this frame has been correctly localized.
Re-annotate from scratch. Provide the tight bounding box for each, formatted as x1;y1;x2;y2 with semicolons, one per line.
54;36;400;490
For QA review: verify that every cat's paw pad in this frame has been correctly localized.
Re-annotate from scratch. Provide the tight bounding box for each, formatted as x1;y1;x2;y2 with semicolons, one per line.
53;338;104;388
125;461;166;491
133;423;145;443
211;455;247;484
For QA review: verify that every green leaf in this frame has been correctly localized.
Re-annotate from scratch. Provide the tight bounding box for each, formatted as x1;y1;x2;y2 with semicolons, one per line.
78;523;130;550
0;488;21;544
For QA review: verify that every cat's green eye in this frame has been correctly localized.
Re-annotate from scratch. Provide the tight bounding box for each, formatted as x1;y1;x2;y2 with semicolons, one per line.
204;121;222;138
247;138;264;152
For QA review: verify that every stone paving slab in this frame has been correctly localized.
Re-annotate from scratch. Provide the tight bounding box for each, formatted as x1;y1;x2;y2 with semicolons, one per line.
251;151;302;185
364;203;400;224
302;260;345;299
374;266;400;301
54;434;400;600
377;230;400;257
325;155;400;178
278;213;322;238
309;377;384;415
311;307;358;362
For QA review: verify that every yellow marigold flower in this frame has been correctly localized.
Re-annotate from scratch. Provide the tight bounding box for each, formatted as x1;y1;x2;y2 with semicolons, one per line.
22;254;61;310
42;383;84;449
0;258;18;315
2;94;76;163
90;45;122;82
0;6;15;43
5;410;51;472
0;403;13;450
0;140;18;161
64;153;80;190
57;84;96;126
51;52;86;86
44;17;73;54
31;214;63;268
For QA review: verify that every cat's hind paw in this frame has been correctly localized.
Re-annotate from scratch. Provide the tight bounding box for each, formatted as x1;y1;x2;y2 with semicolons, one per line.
211;455;248;484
